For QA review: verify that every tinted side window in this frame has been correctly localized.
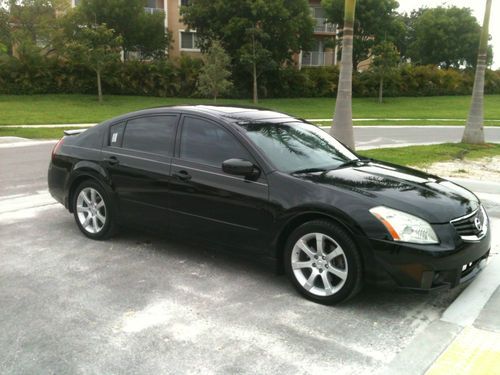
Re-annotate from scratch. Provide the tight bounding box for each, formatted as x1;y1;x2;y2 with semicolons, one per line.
122;116;177;156
180;117;251;167
109;122;125;147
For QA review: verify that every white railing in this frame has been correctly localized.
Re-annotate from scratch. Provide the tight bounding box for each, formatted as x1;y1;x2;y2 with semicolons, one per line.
301;51;336;67
314;18;336;33
144;7;164;14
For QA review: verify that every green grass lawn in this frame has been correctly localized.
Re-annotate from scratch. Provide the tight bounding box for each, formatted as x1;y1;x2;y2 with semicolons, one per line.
0;94;499;126
361;143;500;167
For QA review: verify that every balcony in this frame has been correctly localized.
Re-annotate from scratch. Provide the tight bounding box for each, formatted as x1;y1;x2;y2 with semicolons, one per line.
301;51;336;67
313;18;336;34
144;7;164;14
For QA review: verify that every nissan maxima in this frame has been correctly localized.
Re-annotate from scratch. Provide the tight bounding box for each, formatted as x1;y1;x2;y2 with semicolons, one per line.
48;106;491;304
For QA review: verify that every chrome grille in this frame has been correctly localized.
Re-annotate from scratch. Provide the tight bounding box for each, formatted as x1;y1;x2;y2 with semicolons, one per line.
451;206;488;241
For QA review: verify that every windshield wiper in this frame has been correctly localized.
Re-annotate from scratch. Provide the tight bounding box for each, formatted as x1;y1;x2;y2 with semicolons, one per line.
292;158;371;175
291;167;328;175
328;158;371;171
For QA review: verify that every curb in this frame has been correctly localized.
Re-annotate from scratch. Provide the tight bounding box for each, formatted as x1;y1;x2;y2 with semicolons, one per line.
379;320;463;375
379;215;500;375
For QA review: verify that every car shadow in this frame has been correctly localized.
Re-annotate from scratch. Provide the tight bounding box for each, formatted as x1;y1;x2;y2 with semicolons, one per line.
111;225;466;310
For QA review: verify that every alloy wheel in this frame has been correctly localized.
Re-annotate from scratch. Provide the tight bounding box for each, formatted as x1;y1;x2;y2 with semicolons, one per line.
291;232;348;297
76;187;107;234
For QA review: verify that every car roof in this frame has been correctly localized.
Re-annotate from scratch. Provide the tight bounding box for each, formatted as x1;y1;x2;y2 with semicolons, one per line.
179;105;297;123
105;105;299;125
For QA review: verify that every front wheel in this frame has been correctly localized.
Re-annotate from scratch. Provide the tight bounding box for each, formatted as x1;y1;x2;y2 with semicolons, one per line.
72;180;117;240
284;220;362;304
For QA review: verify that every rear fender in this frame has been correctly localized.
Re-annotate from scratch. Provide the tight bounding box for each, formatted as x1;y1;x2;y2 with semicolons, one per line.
65;161;113;210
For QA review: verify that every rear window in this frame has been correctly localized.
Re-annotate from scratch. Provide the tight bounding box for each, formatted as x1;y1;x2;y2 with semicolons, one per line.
121;115;178;156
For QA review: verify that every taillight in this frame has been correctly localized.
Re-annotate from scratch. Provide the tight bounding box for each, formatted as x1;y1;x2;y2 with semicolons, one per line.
51;137;65;161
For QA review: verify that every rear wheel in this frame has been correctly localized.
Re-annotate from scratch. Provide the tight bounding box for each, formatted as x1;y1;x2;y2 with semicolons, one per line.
72;180;116;240
284;220;362;304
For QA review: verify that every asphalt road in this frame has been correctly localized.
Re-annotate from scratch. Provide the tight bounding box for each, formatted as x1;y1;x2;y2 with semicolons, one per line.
320;126;500;149
0;142;498;375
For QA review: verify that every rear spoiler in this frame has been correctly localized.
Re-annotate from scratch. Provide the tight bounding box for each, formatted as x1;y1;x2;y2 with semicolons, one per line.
64;129;88;136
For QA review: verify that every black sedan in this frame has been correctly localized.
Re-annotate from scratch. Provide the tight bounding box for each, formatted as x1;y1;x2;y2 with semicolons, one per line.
48;106;491;304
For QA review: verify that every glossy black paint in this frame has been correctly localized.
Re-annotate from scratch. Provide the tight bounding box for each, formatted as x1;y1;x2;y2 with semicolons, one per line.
48;105;491;290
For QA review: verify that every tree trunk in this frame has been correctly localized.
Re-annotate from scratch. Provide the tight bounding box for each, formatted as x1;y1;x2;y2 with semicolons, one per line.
97;69;103;103
462;0;491;144
331;0;356;150
252;61;258;104
378;76;384;104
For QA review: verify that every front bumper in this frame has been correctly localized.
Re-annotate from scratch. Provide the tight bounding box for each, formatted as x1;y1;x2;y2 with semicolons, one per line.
367;225;491;290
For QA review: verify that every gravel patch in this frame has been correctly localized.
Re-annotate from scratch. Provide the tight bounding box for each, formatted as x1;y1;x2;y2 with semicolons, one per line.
418;157;500;182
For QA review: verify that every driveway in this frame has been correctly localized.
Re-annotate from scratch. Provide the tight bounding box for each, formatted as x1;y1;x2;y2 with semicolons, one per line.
0;142;498;375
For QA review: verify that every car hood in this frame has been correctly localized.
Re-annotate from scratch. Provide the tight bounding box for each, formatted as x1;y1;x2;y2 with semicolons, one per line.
306;161;479;223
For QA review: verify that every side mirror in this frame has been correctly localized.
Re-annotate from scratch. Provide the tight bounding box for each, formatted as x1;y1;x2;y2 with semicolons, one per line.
222;159;259;178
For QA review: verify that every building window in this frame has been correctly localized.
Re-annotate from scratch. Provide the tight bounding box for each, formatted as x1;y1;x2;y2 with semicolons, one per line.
180;0;190;6
180;31;199;50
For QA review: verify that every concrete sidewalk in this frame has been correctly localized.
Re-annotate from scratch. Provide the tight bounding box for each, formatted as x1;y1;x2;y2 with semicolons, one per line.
381;179;500;375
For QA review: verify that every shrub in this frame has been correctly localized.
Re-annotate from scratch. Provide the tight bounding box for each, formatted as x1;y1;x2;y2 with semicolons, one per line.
1;55;499;98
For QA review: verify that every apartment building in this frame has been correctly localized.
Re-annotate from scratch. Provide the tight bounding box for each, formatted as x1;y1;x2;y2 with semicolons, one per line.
143;0;200;59
300;0;338;68
71;0;337;66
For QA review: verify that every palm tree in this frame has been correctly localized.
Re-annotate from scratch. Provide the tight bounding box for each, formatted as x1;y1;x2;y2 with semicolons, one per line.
331;0;356;150
462;0;492;144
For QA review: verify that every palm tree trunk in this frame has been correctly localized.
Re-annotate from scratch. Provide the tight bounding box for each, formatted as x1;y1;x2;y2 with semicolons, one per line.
252;61;258;104
97;69;103;103
462;0;492;144
378;76;384;104
331;0;356;150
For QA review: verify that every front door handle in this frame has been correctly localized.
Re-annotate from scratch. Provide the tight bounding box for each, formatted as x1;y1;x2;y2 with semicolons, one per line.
105;156;119;166
173;170;192;181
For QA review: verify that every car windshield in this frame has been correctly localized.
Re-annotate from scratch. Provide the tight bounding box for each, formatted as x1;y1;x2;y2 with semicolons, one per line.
238;121;358;173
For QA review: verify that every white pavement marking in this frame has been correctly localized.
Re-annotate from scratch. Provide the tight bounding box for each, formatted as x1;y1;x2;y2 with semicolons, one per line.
0;203;59;225
0;190;57;214
441;218;500;327
0;191;60;225
0;139;57;149
0;123;96;128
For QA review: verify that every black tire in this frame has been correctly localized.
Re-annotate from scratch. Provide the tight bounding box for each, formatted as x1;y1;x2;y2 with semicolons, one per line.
284;220;363;304
72;179;117;240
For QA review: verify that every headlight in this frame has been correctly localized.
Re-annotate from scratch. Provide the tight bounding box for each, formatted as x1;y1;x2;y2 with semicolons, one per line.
369;206;439;244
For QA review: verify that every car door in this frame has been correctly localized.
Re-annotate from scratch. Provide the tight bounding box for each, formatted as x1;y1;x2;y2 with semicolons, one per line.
169;115;273;253
102;114;179;228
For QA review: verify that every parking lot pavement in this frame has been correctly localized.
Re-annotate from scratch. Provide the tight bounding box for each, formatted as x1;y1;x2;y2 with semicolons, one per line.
0;143;481;375
0;194;467;375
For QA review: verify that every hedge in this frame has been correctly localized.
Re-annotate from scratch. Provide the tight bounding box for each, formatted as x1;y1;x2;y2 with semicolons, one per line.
0;55;499;98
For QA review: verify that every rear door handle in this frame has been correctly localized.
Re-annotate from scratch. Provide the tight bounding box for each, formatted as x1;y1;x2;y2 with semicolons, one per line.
105;156;119;166
173;170;192;181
